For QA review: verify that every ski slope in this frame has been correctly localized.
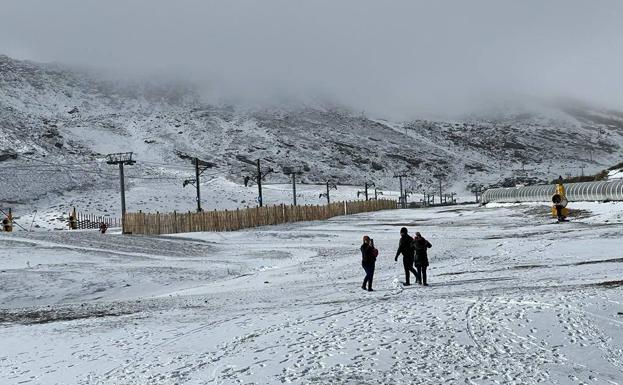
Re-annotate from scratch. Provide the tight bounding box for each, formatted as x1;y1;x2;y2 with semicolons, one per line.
4;54;623;212
1;202;622;384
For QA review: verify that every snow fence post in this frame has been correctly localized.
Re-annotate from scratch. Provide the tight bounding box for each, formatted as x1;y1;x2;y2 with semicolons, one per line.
173;210;177;233
157;211;161;235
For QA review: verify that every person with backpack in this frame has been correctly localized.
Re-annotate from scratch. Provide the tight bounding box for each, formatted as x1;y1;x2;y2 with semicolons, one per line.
360;235;377;291
394;227;418;285
99;222;108;234
413;232;432;286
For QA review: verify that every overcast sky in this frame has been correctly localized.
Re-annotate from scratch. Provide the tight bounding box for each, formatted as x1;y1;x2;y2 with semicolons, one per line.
2;0;623;118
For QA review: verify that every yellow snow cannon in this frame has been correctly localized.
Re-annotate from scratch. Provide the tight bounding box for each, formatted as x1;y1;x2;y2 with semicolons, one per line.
551;183;569;219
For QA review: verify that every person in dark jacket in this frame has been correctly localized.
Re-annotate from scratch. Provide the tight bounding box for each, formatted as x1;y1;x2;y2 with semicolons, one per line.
394;227;418;285
360;235;377;291
413;232;432;286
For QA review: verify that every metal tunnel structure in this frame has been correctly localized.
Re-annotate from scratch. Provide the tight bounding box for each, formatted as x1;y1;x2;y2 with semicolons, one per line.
481;179;623;204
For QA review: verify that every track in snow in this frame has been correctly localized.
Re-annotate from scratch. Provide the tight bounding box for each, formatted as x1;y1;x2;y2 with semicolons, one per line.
1;203;622;384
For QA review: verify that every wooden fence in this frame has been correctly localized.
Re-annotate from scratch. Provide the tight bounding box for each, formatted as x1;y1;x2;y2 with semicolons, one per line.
123;199;397;235
74;212;121;229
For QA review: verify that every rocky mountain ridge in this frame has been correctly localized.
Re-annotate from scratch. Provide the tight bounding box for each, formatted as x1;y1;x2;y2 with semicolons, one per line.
1;54;623;205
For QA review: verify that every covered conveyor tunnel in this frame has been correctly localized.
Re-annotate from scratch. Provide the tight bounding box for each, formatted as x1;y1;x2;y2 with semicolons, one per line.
481;180;623;203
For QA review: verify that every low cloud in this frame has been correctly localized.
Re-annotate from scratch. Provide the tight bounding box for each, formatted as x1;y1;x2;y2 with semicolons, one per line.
2;0;623;118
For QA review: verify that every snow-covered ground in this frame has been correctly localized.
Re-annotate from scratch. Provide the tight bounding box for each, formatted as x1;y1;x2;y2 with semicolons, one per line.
1;202;622;384
609;168;623;180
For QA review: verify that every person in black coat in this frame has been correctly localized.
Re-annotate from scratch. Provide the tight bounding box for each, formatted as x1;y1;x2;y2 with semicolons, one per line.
360;235;377;291
413;232;432;286
394;227;418;285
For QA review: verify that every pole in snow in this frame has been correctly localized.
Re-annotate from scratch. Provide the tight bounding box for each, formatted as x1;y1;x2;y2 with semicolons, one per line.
106;153;136;215
394;173;407;208
257;159;263;207
284;167;303;206
106;152;136;233
183;157;214;212
195;157;202;212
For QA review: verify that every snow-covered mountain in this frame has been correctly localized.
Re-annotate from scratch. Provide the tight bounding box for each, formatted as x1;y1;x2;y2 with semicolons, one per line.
2;54;623;207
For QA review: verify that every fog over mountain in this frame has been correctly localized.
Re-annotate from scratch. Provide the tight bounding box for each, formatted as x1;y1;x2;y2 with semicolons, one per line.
2;0;623;119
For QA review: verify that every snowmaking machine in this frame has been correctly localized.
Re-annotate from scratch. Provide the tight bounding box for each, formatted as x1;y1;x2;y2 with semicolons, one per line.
551;181;569;221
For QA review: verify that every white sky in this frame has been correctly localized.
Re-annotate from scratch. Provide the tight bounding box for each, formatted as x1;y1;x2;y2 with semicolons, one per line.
2;0;623;118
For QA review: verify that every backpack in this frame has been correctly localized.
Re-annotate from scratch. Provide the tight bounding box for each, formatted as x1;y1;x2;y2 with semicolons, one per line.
372;247;379;258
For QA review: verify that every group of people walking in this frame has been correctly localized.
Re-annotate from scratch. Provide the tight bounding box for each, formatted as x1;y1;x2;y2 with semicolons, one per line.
360;227;431;291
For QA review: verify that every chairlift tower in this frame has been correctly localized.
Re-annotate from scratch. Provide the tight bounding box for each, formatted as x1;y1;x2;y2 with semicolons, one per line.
433;173;444;204
284;166;304;206
393;173;408;208
357;181;375;201
183;157;214;212
320;181;338;204
105;152;136;218
241;158;274;207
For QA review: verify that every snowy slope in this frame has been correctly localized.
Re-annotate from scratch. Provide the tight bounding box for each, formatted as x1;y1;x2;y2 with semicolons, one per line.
1;203;622;384
2;54;623;225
